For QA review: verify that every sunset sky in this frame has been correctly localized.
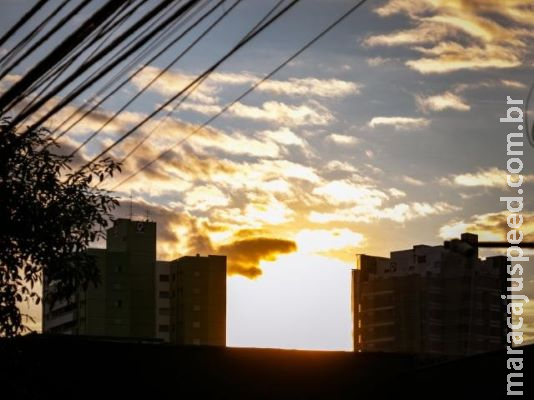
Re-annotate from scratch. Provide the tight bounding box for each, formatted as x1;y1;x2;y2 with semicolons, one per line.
2;0;534;349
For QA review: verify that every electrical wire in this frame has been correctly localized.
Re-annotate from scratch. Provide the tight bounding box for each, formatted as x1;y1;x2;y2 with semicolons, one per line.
74;0;300;176
13;0;198;130
69;0;238;157
0;0;130;114
118;0;286;163
11;0;136;121
0;0;48;49
49;0;212;141
0;0;85;81
110;0;369;190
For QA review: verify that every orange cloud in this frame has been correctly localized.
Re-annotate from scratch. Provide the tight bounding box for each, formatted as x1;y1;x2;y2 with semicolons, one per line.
416;91;470;112
216;237;297;278
366;0;534;74
440;211;534;242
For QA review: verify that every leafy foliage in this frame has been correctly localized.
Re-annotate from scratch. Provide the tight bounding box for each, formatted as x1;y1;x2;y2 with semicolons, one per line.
0;117;120;337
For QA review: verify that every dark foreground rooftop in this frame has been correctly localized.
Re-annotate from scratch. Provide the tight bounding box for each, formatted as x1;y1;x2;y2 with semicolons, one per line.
0;334;530;399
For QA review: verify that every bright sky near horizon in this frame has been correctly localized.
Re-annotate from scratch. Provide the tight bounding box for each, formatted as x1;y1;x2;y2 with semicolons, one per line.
2;0;534;349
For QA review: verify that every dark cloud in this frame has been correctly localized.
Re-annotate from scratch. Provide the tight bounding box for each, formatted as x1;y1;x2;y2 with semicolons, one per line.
112;201;296;278
216;237;297;278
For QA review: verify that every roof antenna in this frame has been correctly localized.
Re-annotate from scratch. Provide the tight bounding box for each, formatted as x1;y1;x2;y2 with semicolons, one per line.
145;208;149;222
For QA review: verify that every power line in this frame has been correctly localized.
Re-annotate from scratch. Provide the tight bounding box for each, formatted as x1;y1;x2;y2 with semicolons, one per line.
75;0;300;176
16;1;139;118
0;0;67;73
50;0;215;143
69;0;239;157
0;0;48;49
9;0;186;128
5;1;133;125
0;0;130;114
111;0;369;191
0;0;84;81
19;0;181;125
17;0;144;117
118;0;286;163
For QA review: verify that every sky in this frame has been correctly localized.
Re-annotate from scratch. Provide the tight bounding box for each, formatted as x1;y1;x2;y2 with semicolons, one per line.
1;0;534;350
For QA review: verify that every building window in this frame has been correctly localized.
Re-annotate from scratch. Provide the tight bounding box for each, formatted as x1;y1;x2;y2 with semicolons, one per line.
159;307;170;316
193;288;200;294
417;255;426;263
194;271;200;278
193;305;201;312
193;321;200;328
159;291;170;299
193;338;200;345
159;274;169;282
115;265;122;273
159;324;170;332
114;300;122;308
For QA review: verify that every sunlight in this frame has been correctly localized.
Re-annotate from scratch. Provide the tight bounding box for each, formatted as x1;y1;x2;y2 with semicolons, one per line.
227;253;353;351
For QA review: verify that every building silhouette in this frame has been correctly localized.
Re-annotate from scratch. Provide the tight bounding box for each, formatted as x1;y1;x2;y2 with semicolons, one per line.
154;255;226;346
169;255;226;345
43;218;226;346
352;233;508;356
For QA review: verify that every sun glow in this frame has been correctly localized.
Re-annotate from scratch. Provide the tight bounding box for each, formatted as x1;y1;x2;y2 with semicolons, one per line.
227;252;353;351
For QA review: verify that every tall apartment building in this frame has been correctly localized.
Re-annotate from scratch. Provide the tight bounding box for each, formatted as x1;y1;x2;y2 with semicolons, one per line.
43;219;156;338
43;219;226;346
352;233;508;357
169;255;227;346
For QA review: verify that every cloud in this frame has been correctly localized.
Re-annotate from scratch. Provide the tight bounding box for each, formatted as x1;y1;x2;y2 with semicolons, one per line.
216;237;297;278
210;72;361;97
368;116;430;130
243;197;295;225
416;91;470;112
365;22;450;47
326;133;359;145
260;127;314;157
389;188;406;198
258;77;361;97
440;211;534;242
366;0;534;74
262;127;306;147
184;185;230;211
132;66;218;104
379;202;459;223
500;79;527;89
133;67;360;100
228;100;333;126
366;56;391;67
325;160;358;173
310;201;458;224
403;176;425;186
407;43;521;74
439;167;534;188
115;199;298;279
295;228;365;262
312;180;387;206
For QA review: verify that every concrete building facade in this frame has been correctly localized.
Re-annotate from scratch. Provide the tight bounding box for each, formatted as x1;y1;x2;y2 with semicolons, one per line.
169;255;227;346
43;219;226;346
44;219;156;338
352;233;508;357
